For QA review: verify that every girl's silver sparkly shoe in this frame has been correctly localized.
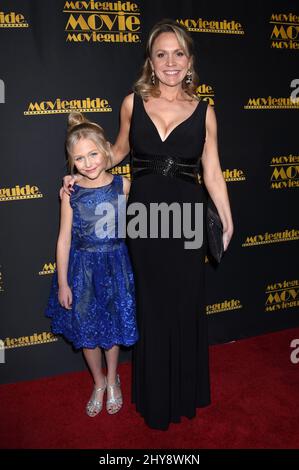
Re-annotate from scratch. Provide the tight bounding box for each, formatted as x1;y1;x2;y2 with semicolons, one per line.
106;374;123;415
86;379;107;417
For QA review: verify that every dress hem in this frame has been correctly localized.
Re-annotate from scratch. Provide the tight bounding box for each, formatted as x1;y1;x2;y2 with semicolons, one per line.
132;400;211;431
50;327;138;350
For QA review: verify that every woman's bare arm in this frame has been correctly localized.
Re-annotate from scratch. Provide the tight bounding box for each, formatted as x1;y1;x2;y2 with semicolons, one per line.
108;93;134;168
201;104;234;250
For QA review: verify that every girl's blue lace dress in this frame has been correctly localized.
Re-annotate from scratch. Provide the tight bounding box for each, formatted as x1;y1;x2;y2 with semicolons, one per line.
45;175;138;350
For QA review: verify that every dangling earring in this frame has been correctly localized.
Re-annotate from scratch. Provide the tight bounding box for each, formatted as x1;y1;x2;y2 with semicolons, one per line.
151;70;156;86
185;69;192;85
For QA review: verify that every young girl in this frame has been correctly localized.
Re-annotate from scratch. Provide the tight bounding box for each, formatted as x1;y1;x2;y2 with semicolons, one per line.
45;111;138;417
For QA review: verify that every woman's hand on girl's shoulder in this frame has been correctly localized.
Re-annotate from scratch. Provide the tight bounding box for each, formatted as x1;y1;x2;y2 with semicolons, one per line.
59;174;83;199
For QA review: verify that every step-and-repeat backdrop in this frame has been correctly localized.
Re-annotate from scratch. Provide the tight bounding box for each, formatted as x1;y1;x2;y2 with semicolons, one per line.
1;0;298;383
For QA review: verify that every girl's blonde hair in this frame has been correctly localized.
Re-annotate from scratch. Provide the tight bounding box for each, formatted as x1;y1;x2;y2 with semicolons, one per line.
66;112;111;173
133;19;199;100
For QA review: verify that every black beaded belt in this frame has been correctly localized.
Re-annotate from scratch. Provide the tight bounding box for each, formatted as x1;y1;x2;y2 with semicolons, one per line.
131;153;200;184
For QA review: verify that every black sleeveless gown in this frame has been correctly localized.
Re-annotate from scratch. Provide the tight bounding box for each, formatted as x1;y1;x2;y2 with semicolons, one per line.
127;93;211;430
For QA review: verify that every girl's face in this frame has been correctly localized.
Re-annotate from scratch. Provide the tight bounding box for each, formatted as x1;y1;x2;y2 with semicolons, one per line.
71;138;107;180
150;32;190;88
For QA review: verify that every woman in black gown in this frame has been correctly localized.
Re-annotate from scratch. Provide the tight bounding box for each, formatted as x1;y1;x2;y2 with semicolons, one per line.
65;20;233;430
113;20;233;430
127;92;211;429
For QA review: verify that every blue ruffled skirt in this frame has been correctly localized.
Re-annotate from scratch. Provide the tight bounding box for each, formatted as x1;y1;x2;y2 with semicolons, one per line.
45;240;138;350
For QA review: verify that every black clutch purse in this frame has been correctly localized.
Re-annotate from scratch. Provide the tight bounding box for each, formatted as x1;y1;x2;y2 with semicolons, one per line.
206;197;224;263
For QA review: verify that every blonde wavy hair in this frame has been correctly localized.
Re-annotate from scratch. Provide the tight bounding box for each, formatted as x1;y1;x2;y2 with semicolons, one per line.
66;112;111;174
133;19;199;100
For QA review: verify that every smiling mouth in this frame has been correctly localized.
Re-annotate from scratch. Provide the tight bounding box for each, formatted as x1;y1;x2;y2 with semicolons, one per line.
85;168;98;173
164;70;180;75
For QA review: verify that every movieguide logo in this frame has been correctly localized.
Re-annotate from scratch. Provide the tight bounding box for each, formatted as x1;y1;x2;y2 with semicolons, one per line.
270;154;299;189
195;83;215;105
2;332;58;349
223;168;246;182
242;229;299;247
64;1;141;43
177;17;244;35
0;184;43;202
39;262;56;276
0;10;29;28
244;95;299;109
265;279;299;312
270;13;299;50
111;163;131;178
24;97;112;115
206;298;243;315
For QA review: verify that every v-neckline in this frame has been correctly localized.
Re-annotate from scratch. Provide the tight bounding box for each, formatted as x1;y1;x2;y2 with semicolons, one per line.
141;98;201;143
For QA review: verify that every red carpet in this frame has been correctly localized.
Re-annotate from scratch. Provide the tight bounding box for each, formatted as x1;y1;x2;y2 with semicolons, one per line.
1;327;299;449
